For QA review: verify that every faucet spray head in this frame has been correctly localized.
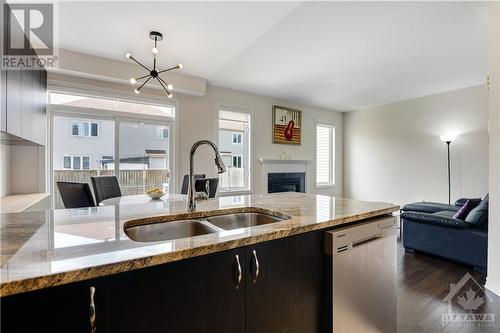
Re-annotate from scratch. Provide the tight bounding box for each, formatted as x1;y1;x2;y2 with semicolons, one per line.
214;153;227;174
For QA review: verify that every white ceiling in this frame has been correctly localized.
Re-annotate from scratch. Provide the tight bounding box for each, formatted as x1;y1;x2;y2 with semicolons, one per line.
58;1;488;111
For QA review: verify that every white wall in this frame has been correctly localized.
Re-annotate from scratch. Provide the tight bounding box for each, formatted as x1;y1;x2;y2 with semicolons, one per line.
177;85;343;196
486;1;500;297
0;142;45;196
48;72;344;196
344;85;489;206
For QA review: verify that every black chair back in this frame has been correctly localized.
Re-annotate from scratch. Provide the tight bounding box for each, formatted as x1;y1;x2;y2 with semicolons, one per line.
180;174;206;194
57;182;96;208
91;176;122;204
195;178;219;198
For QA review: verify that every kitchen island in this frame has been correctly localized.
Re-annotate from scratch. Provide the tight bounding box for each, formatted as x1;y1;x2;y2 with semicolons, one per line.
0;192;399;333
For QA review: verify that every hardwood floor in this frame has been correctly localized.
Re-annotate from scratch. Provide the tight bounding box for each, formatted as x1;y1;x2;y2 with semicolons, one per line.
397;237;500;333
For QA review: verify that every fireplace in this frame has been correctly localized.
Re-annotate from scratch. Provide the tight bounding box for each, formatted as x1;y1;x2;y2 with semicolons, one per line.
267;172;305;193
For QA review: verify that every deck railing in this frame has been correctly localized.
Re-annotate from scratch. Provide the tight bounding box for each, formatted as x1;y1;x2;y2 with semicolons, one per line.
53;169;169;208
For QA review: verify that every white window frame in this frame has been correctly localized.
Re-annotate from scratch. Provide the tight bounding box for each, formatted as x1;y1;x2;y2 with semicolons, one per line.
315;123;336;187
62;155;92;170
48;86;178;208
71;120;100;138
232;132;243;144
217;105;252;194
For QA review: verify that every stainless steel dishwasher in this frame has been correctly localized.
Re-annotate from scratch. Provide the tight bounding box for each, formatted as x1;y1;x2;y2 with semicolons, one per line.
325;216;397;333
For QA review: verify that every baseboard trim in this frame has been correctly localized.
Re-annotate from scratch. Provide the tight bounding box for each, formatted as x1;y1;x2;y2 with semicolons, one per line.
485;277;500;297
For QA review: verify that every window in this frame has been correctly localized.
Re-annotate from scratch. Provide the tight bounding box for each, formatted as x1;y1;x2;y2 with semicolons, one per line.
232;132;242;144
63;156;71;169
218;109;251;192
156;127;169;139
316;124;335;186
71;120;99;137
232;155;242;168
62;155;91;170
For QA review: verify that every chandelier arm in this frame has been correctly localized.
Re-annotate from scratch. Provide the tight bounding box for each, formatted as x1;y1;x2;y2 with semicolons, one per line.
157;65;180;74
135;74;150;81
136;76;152;92
156;77;172;96
129;55;151;72
157;76;170;87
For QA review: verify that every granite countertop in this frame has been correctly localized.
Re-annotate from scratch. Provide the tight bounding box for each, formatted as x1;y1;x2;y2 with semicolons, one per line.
1;193;50;214
0;193;399;296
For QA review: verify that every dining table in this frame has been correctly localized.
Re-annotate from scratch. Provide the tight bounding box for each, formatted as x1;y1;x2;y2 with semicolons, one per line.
99;193;186;206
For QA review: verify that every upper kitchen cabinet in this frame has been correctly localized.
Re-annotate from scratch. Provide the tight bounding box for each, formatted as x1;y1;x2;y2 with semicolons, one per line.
1;69;6;132
3;68;47;145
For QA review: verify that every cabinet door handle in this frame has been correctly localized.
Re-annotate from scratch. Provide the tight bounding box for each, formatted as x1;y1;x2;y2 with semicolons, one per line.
89;286;96;333
234;254;242;289
251;250;260;283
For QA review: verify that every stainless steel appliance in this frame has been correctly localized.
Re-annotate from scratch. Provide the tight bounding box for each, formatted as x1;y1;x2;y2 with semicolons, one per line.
325;216;397;333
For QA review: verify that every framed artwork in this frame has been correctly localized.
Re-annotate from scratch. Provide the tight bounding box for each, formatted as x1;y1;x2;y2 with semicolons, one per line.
272;105;301;145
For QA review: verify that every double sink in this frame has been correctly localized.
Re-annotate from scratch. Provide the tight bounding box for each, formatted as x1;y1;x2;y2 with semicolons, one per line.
124;209;291;242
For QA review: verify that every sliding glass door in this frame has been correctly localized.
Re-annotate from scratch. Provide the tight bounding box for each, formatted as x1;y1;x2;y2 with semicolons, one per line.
118;121;171;195
50;92;176;208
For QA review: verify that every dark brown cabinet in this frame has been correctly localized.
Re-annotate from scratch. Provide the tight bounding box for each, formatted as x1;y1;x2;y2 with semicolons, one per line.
109;247;246;333
3;68;47;145
1;277;108;333
1;231;326;333
246;231;325;333
1;69;6;132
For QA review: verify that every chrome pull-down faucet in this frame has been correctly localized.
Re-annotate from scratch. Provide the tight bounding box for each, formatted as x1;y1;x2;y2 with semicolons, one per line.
188;140;227;212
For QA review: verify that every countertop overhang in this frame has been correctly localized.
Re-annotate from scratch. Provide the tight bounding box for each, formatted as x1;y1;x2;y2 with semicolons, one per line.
0;193;399;296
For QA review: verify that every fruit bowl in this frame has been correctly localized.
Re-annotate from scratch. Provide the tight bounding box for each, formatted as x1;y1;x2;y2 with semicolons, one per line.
146;188;165;200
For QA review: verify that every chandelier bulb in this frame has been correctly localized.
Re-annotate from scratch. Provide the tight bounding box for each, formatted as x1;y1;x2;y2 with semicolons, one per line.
125;53;131;59
134;89;140;95
167;84;173;90
167;93;173;98
152;47;158;55
178;63;183;69
130;78;136;84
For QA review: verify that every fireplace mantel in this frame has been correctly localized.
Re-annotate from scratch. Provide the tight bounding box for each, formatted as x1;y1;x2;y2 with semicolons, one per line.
258;158;312;164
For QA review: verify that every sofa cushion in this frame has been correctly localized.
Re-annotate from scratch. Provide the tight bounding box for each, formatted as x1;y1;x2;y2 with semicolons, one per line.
401;211;469;229
465;198;489;229
433;210;456;218
453;198;481;220
402;202;459;214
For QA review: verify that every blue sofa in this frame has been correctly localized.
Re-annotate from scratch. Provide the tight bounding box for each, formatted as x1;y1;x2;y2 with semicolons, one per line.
401;195;489;271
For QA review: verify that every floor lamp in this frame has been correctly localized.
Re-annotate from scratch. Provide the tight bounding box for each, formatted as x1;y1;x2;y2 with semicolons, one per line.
439;134;458;204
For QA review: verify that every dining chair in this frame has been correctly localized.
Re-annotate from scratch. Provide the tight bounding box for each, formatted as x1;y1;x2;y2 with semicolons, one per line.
195;178;219;198
91;176;122;205
180;174;206;195
57;182;96;208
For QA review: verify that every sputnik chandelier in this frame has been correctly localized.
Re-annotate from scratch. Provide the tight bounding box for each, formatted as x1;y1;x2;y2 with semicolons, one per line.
125;31;183;98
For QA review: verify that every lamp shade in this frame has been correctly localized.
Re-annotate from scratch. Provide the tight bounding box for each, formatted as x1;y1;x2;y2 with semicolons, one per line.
440;134;458;142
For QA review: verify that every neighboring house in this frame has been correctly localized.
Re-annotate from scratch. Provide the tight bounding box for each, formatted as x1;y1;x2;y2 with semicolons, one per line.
53;117;170;170
219;129;244;168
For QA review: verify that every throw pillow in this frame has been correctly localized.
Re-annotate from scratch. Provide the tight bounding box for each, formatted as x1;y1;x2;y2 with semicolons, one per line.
465;199;489;227
453;198;481;220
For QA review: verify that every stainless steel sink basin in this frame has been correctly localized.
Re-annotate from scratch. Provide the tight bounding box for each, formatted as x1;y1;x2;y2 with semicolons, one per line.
204;212;288;230
125;220;218;242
